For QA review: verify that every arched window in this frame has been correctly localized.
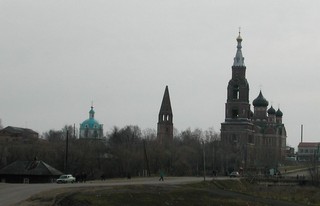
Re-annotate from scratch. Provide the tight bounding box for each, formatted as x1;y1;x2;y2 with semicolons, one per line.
233;85;239;99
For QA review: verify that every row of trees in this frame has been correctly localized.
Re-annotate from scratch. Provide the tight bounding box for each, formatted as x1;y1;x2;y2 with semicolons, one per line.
1;125;221;179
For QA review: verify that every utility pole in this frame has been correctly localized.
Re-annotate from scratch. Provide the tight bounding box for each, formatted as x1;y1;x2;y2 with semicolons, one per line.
143;140;150;176
317;144;320;183
74;123;76;139
65;130;69;173
203;141;206;181
301;124;303;143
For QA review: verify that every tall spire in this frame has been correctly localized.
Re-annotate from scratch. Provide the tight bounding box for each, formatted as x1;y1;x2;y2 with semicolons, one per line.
159;85;172;115
233;30;245;67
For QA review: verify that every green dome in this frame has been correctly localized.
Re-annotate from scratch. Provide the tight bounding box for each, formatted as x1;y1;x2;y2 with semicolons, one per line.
276;108;283;117
267;106;276;115
253;91;269;107
80;118;101;129
80;106;102;129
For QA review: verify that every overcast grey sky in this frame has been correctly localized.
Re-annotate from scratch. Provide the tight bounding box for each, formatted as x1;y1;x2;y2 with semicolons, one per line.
0;0;319;148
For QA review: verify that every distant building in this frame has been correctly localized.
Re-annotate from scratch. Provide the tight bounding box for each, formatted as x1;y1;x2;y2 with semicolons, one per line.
221;33;287;172
79;106;104;139
0;126;38;143
297;142;320;161
157;86;173;144
0;159;63;183
285;146;295;160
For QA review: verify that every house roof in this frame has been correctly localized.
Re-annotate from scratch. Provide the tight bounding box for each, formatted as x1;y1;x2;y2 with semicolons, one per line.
0;160;63;176
0;126;38;136
298;142;320;148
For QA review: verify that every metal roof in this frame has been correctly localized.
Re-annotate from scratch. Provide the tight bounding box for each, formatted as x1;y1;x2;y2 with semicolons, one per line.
0;160;63;176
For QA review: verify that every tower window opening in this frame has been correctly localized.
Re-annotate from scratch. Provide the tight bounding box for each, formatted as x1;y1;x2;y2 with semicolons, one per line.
167;115;170;121
233;85;240;99
232;109;239;118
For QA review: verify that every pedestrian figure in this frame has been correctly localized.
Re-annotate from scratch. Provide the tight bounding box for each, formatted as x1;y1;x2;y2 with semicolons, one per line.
159;171;164;181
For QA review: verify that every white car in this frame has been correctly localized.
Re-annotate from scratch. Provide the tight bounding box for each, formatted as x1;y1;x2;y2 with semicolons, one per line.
56;174;76;183
229;171;240;178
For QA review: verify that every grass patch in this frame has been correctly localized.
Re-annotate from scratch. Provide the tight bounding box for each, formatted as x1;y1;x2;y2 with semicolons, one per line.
23;179;320;206
71;184;263;206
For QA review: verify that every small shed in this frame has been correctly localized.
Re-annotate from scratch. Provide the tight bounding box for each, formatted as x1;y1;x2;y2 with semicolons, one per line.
0;160;63;183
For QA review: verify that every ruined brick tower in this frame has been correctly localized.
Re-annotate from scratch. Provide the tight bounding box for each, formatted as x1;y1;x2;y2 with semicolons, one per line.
157;86;173;144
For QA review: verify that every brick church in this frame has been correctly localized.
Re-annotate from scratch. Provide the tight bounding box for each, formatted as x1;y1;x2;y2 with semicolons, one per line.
221;33;287;173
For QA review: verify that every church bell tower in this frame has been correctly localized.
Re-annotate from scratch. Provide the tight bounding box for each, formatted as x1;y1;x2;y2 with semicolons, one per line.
221;32;255;171
225;32;251;121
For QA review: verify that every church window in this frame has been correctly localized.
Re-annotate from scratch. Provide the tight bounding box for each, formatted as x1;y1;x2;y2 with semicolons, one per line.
233;85;239;99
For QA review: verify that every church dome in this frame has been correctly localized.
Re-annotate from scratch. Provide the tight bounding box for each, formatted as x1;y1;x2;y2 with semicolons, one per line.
81;118;101;129
276;108;283;117
80;106;102;129
267;106;276;115
253;91;269;107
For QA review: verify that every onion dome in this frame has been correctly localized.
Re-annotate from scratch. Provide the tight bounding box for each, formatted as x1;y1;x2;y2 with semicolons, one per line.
276;108;283;117
253;91;269;107
267;106;276;115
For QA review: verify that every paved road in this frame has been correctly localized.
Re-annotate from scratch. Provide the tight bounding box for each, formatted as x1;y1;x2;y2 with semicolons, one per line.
0;176;203;206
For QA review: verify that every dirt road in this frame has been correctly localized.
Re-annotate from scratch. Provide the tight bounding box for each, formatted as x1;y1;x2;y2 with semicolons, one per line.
0;176;202;206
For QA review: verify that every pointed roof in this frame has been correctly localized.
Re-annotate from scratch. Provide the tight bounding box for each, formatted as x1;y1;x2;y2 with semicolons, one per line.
233;32;245;67
159;85;172;114
267;106;276;115
253;91;269;107
276;108;283;117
